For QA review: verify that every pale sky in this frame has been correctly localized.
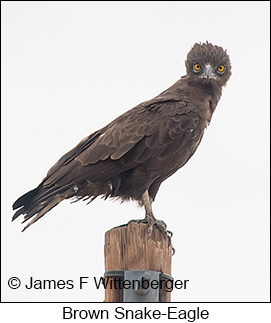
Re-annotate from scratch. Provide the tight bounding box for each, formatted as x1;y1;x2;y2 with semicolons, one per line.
1;0;270;307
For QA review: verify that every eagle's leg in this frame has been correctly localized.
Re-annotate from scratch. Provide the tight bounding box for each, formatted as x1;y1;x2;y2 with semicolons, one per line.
142;190;172;240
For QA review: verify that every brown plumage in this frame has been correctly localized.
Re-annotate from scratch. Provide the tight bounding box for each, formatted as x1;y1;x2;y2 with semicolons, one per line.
12;42;231;234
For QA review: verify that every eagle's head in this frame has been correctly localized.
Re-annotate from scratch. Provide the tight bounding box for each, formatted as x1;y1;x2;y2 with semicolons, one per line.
185;42;231;88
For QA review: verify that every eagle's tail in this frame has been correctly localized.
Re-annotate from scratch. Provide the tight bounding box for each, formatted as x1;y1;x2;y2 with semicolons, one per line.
12;183;75;232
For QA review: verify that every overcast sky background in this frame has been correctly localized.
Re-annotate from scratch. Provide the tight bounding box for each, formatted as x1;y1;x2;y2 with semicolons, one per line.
1;1;270;303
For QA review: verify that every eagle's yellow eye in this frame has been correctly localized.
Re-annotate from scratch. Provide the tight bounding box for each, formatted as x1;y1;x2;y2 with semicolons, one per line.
194;63;201;71
217;64;225;73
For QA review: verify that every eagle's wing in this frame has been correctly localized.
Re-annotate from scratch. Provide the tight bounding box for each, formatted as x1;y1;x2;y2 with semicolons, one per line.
43;100;200;187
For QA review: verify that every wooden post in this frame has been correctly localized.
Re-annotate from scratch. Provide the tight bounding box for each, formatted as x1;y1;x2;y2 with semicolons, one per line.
104;221;173;302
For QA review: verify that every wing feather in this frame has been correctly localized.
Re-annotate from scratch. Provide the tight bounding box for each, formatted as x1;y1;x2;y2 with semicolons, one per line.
43;99;200;187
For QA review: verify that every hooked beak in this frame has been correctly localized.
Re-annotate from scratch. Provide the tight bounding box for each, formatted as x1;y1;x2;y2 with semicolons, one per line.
202;64;215;80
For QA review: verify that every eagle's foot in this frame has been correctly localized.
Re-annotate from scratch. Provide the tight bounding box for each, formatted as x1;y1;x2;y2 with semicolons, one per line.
127;217;167;233
127;217;174;254
145;214;166;237
141;190;174;252
145;214;174;249
128;217;172;239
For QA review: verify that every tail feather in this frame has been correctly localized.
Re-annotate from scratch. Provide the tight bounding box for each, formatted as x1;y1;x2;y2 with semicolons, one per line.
21;196;63;232
12;183;77;231
12;186;42;210
12;207;26;222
